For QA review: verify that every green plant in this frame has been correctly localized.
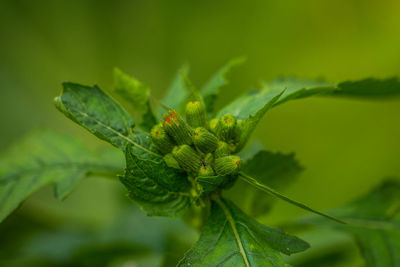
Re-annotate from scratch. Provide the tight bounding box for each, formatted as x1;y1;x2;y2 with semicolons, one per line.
1;59;400;266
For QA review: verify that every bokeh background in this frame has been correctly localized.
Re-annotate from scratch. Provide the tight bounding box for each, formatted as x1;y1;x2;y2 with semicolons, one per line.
1;0;400;266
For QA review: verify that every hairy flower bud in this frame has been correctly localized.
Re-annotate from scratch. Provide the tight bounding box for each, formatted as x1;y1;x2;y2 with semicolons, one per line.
214;156;242;175
150;123;175;154
198;165;215;177
209;118;218;133
172;145;202;173
216;114;237;142
214;141;230;158
185;101;207;128
163;110;193;145
193;127;218;154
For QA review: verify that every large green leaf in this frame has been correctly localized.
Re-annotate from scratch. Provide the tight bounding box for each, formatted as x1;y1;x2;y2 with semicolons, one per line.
296;179;400;267
201;57;245;115
262;77;400;108
55;82;159;157
158;65;190;116
228;150;303;217
120;133;191;217
179;197;309;266
113;68;157;131
0;130;123;223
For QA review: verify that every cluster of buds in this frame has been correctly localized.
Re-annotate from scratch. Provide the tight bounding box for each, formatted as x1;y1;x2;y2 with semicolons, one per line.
150;100;244;182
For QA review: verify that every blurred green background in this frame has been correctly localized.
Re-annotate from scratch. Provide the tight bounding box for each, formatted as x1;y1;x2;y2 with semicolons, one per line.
1;0;400;266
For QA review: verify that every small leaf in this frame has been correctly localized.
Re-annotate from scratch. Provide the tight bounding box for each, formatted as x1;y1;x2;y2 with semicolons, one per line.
201;57;246;115
0;130;123;223
239;172;345;224
228;150;303;217
179;197;309;266
197;175;231;193
120;133;191;217
158;65;190;116
113;68;157;131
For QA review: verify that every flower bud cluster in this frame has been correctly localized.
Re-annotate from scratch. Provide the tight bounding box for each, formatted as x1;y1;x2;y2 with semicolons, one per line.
150;101;244;181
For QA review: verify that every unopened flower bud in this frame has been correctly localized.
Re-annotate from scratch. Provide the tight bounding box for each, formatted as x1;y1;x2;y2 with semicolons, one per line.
163;110;193;145
204;153;214;167
213;141;230;158
150;123;175;154
216;114;237;142
185;101;207;128
209;118;218;133
172;145;202;173
214;156;242;175
198;165;215;177
193;127;218;154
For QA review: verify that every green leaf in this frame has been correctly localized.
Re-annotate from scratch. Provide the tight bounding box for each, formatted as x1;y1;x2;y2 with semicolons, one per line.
262;77;400;108
0;130;123;223
201;57;246;115
113;68;157;131
158;65;190;116
55;82;158;156
120;133;191;217
179;197;309;266
229;150;303;217
239;172;345;224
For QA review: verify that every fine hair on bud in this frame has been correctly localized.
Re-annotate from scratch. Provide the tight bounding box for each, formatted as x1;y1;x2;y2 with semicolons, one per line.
172;145;202;173
214;141;230;158
193;127;218;154
163;110;193;145
150;123;175;154
214;155;242;176
216;114;237;142
185;101;207;128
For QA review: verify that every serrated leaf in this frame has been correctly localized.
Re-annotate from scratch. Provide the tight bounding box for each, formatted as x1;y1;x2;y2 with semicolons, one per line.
0;130;123;223
262;77;400;108
55;82;157;155
239;172;345;224
229;150;303;217
179;197;309;266
113;68;157;131
120;134;191;217
158;65;190;116
201;57;246;115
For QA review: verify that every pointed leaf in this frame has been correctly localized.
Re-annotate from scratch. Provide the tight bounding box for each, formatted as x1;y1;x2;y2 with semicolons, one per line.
120;133;191;217
0;130;123;223
239;172;345;224
158;65;190;116
113;68;157;131
179;197;309;266
228;150;303;216
201;57;246;115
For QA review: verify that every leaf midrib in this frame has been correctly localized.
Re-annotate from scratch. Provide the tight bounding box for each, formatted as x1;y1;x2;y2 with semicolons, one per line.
215;197;250;267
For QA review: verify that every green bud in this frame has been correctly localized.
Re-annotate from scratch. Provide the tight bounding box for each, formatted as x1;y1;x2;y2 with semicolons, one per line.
204;153;214;166
193;127;218;154
209;118;218;133
233;120;246;143
163;110;193;145
214;156;242;176
216;114;237;142
213;141;230;158
172;145;202;173
163;153;181;169
185;101;207;128
198;165;215;177
150;123;175;154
